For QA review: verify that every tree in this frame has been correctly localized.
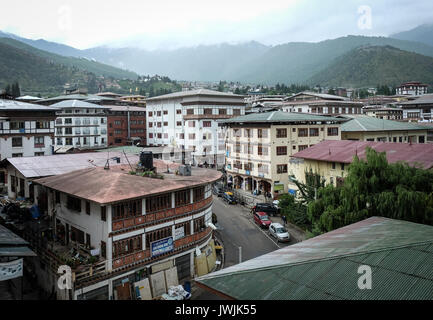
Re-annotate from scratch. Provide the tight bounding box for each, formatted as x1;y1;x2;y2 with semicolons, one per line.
328;88;336;95
307;148;433;235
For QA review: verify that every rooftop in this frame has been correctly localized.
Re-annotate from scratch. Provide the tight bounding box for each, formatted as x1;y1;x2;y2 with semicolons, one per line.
50;100;111;109
37;94;118;104
196;217;433;300
2;152;140;178
33;161;222;204
341;115;428;132
220;111;347;125
106;105;146;112
285;91;348;102
0;99;58;111
400;94;433;105
97;146;194;154
291;140;433;169
146;89;245;102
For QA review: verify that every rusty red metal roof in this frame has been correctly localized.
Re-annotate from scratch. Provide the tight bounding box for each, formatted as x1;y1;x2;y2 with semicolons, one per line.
33;160;222;204
291;140;433;169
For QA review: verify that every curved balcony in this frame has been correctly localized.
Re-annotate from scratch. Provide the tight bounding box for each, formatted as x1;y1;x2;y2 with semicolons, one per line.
111;196;213;235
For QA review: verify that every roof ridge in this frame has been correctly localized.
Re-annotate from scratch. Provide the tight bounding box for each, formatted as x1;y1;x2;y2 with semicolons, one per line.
197;239;433;281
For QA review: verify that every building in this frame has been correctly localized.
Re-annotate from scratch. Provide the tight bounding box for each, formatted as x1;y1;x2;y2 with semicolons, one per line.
341;115;428;143
96;92;123;99
282;92;363;116
146;89;246;168
398;94;433;122
29;158;221;300
97;146;194;164
15;95;42;103
106;105;147;147
36;93;119;106
196;216;433;300
363;106;403;120
0;152;140;200
50;100;110;152
396;81;429;96
288;140;433;190
0;99;57;165
219;111;347;195
120;95;146;108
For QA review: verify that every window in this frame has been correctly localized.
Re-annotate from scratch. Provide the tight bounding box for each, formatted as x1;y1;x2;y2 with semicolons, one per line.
163;110;168;115
187;109;194;115
146;193;172;213
176;109;182;115
34;152;44;156
276;146;287;156
64;118;72;124
244;129;253;138
341;163;345;171
12;153;23;158
298;145;309;152
332;162;336;170
189;121;196;128
277;165;288;174
309;128;319;137
203;121;212;128
149;112;153;117
10;122;25;130
112;200;142;221
327;127;339;136
258;145;268;156
12;137;22;147
146;227;172;248
55;191;60;204
36;121;50;129
193;187;205;202
219;109;227;115
298;128;308;137
176;121;182;126
258;164;269;174
65;128;72;135
67;196;81;212
157;111;162;117
276;128;287;138
176;190;190;206
204;108;212;115
233;109;241;116
164;122;168;127
113;235;143;259
189;134;196;140
244;162;253;171
193;216;206;233
101;241;106;259
258;129;268;138
34;136;44;147
101;206;106;221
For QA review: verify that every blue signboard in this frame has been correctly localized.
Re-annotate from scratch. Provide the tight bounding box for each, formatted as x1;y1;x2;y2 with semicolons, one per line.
151;237;174;257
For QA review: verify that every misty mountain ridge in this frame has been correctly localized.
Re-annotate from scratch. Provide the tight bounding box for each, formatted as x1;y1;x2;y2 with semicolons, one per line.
390;24;433;48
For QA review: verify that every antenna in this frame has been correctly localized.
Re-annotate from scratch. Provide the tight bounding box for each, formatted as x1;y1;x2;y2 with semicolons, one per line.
123;150;133;171
104;151;110;170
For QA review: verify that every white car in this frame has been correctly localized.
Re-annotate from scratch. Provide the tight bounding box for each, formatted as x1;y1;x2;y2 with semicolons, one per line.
269;223;290;243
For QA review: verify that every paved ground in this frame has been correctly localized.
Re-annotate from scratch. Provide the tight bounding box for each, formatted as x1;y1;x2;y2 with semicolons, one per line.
191;196;306;300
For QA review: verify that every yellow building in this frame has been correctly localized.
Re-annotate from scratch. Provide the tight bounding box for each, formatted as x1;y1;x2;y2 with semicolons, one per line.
220;111;347;196
341;115;428;143
288;140;433;192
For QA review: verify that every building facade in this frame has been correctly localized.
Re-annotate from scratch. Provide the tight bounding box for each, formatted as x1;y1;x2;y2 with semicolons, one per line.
341;116;428;143
29;160;221;300
282;92;364;116
106;105;147;147
396;81;429;96
363;106;403;120
399;94;433;122
50;100;109;151
146;89;246;167
220;111;347;196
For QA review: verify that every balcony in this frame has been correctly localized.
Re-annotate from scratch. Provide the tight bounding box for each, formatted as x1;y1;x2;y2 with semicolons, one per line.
111;197;213;234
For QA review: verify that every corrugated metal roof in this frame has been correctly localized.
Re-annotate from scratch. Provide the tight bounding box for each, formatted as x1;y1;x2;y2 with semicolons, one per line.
291;140;433;169
146;89;245;102
4;152;140;178
220;111;346;124
341;116;428;132
0;99;58;111
196;217;433;300
50;100;111;109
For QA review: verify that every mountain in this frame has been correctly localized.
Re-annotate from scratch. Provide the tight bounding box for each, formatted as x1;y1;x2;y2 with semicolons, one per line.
0;40;103;95
390;24;433;48
0;37;137;80
308;45;433;88
83;36;433;84
0;30;84;57
83;41;270;81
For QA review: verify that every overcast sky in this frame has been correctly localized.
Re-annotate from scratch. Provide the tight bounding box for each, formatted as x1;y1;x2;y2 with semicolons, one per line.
0;0;432;50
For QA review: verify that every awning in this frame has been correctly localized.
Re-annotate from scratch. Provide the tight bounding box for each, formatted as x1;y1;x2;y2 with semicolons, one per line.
0;246;36;257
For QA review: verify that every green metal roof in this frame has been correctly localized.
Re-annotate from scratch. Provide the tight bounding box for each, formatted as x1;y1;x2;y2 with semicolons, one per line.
341;116;428;132
220;111;346;124
196;217;433;300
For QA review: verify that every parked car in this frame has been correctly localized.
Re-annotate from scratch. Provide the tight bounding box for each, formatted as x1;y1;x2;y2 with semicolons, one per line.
253;203;278;216
269;223;290;242
223;192;237;204
253;211;272;229
213;185;224;197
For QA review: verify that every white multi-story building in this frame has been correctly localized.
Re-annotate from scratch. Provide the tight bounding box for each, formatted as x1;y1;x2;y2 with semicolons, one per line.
50;100;109;151
0;99;57;160
146;89;246;167
396;82;429;96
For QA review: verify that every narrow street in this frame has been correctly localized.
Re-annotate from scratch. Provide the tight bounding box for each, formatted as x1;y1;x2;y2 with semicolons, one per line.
192;196;303;299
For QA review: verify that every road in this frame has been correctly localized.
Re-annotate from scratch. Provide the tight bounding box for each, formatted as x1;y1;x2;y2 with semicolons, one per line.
192;196;300;299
